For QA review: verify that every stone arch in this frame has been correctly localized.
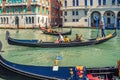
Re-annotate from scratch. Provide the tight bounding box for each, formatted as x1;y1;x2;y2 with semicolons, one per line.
103;10;115;28
6;17;8;24
29;17;31;24
15;16;19;28
1;17;3;24
32;17;34;23
26;17;28;24
91;11;101;27
4;17;6;24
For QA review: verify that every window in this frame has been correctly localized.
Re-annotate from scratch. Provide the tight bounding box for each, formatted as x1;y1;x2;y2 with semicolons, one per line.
65;0;67;7
64;11;67;16
32;6;35;13
98;0;101;5
6;8;10;13
90;0;93;6
76;10;78;15
18;7;21;13
107;12;110;16
42;8;44;14
12;7;15;13
46;9;49;15
6;17;9;24
76;19;79;22
112;0;115;5
32;17;34;23
17;0;22;3
73;0;75;6
38;7;40;13
0;0;2;3
84;0;87;6
84;19;87;22
24;0;27;2
72;19;75;22
84;10;87;15
1;18;3;24
0;8;2;14
3;17;5;24
118;0;120;4
26;17;28;24
103;0;106;5
72;11;75;15
29;17;31;24
64;19;67;22
76;0;79;6
24;7;27;13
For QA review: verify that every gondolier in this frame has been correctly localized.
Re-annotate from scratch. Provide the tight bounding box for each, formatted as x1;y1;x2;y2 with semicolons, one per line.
100;21;106;37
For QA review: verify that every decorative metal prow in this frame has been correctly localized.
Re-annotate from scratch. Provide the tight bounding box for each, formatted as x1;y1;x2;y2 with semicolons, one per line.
6;31;10;40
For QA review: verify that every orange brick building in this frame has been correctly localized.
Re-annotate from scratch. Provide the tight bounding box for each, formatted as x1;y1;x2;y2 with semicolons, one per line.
48;0;62;27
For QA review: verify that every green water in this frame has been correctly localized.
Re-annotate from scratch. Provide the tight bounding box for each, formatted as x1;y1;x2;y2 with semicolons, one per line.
0;28;119;68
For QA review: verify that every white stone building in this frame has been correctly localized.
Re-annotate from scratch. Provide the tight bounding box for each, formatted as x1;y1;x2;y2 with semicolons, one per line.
61;0;120;29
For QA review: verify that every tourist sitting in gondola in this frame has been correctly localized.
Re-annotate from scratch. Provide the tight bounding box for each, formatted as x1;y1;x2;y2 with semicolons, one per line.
64;35;70;42
47;27;52;33
74;34;82;42
54;33;64;43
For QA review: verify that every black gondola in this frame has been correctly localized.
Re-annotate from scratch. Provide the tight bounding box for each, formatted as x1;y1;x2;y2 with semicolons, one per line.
41;27;72;36
0;55;87;80
0;54;118;80
6;30;117;48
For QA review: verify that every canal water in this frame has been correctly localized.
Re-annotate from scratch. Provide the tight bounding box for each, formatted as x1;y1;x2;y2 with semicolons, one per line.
0;28;120;80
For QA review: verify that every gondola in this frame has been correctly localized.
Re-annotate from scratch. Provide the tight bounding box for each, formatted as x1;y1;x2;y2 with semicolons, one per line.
0;55;118;80
41;27;72;36
0;55;87;80
6;30;117;48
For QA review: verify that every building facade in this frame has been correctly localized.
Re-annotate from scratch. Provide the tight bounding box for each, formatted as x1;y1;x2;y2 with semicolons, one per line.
61;0;120;29
49;0;62;27
0;0;62;29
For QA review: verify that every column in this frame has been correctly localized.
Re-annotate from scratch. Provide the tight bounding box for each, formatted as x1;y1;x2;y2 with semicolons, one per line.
101;13;104;24
115;0;117;5
114;12;117;28
88;17;91;28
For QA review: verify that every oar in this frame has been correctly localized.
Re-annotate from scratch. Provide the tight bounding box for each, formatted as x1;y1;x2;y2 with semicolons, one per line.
96;18;99;38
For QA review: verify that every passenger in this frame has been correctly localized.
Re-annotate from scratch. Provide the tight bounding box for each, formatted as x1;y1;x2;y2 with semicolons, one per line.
74;34;83;41
58;33;64;43
79;35;82;41
75;34;79;41
64;35;70;42
47;28;52;33
54;38;59;44
74;34;81;41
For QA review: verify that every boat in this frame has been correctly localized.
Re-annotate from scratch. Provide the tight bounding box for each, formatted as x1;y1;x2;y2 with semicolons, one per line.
6;30;117;48
0;55;87;80
41;27;72;36
0;55;118;80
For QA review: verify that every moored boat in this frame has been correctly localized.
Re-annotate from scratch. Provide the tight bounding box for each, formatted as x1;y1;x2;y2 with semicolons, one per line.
6;30;117;48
